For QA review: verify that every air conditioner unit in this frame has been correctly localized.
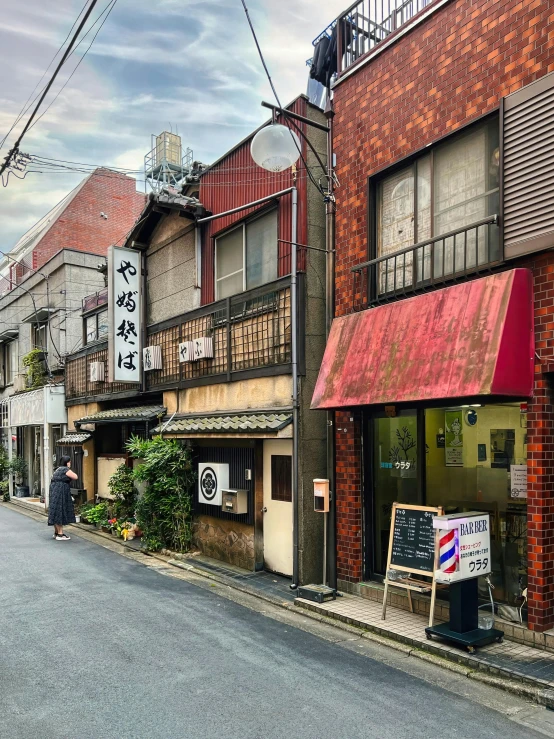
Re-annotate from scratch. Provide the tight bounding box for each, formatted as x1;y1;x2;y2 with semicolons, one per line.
192;336;213;360
143;345;162;371
178;341;194;363
89;361;105;382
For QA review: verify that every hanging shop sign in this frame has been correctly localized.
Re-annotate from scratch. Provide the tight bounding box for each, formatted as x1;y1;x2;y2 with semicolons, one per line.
108;246;142;383
445;410;463;467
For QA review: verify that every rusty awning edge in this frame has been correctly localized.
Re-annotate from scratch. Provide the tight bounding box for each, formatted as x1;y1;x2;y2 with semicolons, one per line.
311;269;534;410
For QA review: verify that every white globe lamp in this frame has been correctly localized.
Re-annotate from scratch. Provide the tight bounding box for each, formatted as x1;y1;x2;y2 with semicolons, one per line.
250;123;301;172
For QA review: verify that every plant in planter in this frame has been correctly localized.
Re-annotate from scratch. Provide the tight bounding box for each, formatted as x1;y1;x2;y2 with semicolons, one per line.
78;502;96;524
21;348;47;389
126;435;195;553
85;502;110;527
107;464;138;522
9;456;28;496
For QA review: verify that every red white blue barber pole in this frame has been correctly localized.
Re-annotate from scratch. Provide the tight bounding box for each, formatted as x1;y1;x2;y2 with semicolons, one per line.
439;529;458;574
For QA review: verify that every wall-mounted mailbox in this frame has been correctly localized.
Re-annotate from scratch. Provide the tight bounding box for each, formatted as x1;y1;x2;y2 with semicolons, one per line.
221;488;248;515
313;478;330;513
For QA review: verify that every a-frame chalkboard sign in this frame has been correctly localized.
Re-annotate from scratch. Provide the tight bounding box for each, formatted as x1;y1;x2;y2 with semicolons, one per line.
382;503;443;628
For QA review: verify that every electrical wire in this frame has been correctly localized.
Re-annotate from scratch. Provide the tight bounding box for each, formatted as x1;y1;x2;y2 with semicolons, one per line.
27;0;120;134
0;0;100;178
0;0;91;152
239;0;326;196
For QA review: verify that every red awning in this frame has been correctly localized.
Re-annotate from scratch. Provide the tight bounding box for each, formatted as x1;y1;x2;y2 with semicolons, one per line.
312;269;534;410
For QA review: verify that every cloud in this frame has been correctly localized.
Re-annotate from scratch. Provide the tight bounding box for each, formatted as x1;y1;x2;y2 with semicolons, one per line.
0;0;346;250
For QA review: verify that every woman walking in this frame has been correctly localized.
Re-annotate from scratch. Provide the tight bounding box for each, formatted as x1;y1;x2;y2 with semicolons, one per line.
48;455;78;541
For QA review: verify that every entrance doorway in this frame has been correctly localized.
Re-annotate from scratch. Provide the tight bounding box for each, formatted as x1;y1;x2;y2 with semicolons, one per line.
372;411;420;575
263;439;293;576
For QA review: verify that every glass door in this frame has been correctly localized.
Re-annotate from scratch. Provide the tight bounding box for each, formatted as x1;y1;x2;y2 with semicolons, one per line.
372;411;421;574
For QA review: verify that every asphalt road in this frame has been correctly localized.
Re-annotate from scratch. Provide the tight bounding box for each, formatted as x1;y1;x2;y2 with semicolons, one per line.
0;505;550;739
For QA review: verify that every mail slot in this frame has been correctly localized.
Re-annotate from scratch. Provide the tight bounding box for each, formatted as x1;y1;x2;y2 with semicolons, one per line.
221;489;248;514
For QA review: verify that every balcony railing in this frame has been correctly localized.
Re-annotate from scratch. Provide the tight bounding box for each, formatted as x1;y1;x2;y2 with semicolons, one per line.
336;0;434;75
145;276;294;390
351;216;501;310
65;342;140;402
82;288;108;314
65;277;296;401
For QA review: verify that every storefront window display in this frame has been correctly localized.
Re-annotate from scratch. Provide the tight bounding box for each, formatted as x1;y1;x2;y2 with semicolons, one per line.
372;403;527;609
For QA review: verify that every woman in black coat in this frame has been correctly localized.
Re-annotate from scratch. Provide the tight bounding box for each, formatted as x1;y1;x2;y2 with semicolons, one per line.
48;455;78;540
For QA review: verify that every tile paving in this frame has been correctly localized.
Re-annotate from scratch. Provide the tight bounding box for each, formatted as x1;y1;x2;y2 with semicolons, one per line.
294;593;554;687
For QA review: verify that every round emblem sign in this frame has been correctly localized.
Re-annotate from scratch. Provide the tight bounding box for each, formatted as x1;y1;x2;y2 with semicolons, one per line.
200;467;218;501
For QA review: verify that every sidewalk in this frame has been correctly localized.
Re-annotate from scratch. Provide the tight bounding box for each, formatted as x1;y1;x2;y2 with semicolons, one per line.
6;498;554;707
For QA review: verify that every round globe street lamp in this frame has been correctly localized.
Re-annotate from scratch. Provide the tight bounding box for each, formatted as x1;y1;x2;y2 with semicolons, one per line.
250;100;337;595
250;123;301;172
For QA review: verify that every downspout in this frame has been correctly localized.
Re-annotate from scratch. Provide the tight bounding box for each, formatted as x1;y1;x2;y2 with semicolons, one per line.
291;186;299;589
325;99;337;590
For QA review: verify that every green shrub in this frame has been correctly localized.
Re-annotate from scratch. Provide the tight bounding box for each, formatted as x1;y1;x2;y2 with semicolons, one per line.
85;502;110;525
0;480;9;502
126;435;195;553
107;464;137;522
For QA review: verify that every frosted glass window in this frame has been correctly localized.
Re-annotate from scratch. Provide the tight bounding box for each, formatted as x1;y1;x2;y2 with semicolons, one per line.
216;226;244;299
215;210;278;299
246;210;278;290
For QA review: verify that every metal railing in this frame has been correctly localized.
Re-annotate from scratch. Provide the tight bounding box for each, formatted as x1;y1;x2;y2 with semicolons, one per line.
337;0;434;75
82;288;108;314
145;277;294;390
65;277;296;400
351;216;501;310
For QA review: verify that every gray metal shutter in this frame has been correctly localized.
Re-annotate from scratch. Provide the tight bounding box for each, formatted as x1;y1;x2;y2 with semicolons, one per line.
503;72;554;259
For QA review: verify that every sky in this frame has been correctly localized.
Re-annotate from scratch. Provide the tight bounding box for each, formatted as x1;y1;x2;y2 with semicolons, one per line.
0;0;346;250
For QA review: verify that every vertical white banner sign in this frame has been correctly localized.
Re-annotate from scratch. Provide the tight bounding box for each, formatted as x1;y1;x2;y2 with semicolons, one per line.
108;246;142;383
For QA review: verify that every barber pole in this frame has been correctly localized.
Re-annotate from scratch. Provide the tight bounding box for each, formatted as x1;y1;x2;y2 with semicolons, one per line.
439;529;457;574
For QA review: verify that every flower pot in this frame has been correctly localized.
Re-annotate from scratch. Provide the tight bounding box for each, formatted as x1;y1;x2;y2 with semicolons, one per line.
101;525;111;534
75;515;81;523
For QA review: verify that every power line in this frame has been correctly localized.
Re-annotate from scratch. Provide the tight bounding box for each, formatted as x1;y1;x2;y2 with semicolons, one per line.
0;0;100;179
239;0;325;196
27;0;120;135
0;0;91;152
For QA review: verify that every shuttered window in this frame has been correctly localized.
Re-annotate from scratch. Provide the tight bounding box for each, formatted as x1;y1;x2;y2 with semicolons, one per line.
503;72;554;258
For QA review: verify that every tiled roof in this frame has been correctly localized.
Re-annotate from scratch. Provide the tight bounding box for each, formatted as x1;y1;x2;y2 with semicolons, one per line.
57;432;92;444
151;412;293;435
76;406;166;424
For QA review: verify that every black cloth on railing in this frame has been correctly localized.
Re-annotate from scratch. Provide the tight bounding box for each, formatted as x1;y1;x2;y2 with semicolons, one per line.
310;26;338;88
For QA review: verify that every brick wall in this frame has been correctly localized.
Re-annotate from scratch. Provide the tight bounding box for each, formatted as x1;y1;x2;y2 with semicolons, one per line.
31;169;145;273
331;0;554;629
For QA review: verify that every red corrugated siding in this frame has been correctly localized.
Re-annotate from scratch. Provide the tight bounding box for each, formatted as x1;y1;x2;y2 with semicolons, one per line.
199;97;308;305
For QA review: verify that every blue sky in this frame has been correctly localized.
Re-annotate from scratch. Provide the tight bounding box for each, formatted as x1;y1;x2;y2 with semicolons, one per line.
0;0;345;249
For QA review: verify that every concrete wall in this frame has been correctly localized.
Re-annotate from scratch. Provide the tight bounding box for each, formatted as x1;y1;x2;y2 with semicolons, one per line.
297;103;328;585
146;212;199;325
165;375;293;416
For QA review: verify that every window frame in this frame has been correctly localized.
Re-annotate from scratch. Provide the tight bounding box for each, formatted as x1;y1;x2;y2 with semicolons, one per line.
3;341;16;386
214;207;279;301
367;112;501;300
32;322;47;352
83;308;108;346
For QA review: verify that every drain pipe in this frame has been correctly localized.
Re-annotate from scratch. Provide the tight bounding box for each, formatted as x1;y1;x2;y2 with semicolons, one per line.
291;186;299;590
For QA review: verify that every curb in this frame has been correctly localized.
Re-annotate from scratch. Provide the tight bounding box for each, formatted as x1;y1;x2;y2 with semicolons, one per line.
5;499;554;708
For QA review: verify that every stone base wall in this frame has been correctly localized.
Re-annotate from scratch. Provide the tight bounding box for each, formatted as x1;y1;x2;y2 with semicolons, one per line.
193;514;255;571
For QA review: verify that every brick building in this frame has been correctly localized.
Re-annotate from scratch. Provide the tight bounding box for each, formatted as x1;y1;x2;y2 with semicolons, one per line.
311;0;554;630
0;169;145;506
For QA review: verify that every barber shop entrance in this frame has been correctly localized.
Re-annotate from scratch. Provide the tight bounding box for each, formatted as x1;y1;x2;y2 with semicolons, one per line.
366;402;528;610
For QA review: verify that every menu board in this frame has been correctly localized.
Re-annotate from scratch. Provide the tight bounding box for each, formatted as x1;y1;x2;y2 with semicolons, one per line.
390;504;441;574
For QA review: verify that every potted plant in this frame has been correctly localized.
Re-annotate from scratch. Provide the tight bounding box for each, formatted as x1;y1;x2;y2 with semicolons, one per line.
9;456;28;497
78;502;95;524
